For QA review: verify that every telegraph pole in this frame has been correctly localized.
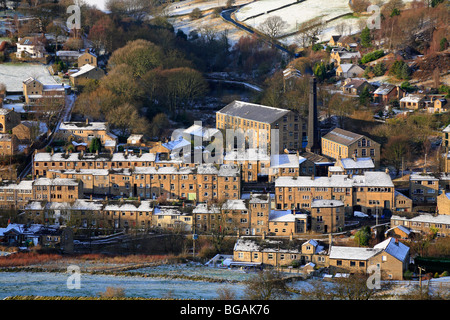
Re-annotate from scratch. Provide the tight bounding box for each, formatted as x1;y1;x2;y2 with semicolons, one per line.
418;266;426;296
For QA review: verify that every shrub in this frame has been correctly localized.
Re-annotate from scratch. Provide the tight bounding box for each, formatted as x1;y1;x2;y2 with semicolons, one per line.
189;8;202;20
403;270;413;280
360;50;385;64
99;287;126;298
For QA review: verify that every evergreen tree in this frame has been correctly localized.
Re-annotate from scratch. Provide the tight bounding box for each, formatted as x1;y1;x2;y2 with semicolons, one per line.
360;26;371;48
313;62;327;81
89;137;102;153
359;86;372;105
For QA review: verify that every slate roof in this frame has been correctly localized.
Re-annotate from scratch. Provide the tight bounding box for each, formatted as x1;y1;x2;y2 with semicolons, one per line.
374;83;397;95
343;78;368;89
322;127;363;146
217;100;291;124
374;238;409;262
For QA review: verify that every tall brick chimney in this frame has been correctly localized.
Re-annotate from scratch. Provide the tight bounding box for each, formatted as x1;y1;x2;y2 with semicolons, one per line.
306;76;321;154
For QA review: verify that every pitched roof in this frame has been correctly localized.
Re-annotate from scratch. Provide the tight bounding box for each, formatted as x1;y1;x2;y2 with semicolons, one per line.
374;83;397;95
339;157;375;170
269;210;306;222
270;154;299;168
217;100;291;124
275;171;393;188
343;78;368;89
70;64;100;78
330;35;341;42
374;238;409;262
322;127;363;146
18;37;43;46
329;246;381;260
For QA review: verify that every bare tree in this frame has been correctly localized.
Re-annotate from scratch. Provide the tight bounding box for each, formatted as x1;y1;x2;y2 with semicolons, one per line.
297;17;325;46
335;22;347;37
243;269;292;300
259;15;288;41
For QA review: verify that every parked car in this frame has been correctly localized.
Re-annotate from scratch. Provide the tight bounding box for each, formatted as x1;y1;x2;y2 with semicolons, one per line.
354;211;369;218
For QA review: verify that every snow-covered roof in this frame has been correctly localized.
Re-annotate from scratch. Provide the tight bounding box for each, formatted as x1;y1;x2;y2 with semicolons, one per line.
248;193;270;204
311;199;344;208
223;148;270;162
0;223;45;236
275;175;354;188
104;200;154;212
33;177;79;186
223;199;247;211
56;50;81;58
162;136;191;151
183;124;220;140
443;124;450;133
339;63;359;73
339;157;375;170
153;206;183;216
48;168;109;176
111;152;155;162
60;121;108;132
391;214;450;225
269;210;308;222
374;238;409;262
339;51;361;59
34;152;112;163
374;83;396;95
400;94;424;103
70;64;99;78
329;246;381;260
0;108;15;115
192;203;220;214
233;238;301;254
329;166;344;172
352;172;394;187
409;173;439;181
270;153;299;168
218;164;240;177
197;164;219;175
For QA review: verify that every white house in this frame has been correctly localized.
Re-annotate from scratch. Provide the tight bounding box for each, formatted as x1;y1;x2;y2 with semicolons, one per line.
16;37;46;59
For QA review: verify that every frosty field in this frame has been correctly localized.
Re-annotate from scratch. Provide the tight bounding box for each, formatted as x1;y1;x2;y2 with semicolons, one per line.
0;63;59;93
0;271;247;299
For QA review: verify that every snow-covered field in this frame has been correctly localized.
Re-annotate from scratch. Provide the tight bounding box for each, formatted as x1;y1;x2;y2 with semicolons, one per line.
169;14;249;48
235;0;419;45
0;63;59;93
166;0;254;16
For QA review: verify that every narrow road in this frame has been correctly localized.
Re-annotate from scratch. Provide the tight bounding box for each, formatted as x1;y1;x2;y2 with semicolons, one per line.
18;92;76;179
